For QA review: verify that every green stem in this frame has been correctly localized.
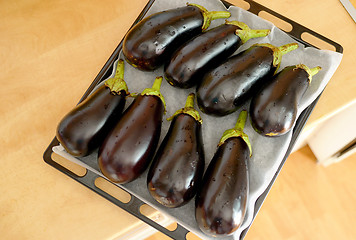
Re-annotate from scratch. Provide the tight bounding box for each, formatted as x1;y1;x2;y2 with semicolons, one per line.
310;66;322;77
187;3;231;31
141;76;166;111
104;59;129;95
247;29;271;40
226;21;270;44
234;110;247;131
114;59;125;81
207;10;231;21
218;110;252;157
295;64;322;83
278;43;299;55
167;93;202;124
151;76;163;91
185;93;195;108
253;42;299;70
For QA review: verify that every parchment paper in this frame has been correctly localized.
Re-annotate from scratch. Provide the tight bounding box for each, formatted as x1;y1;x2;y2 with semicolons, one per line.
53;0;343;239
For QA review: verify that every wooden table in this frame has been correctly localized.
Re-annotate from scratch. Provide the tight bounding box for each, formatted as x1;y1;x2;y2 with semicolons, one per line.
1;0;354;239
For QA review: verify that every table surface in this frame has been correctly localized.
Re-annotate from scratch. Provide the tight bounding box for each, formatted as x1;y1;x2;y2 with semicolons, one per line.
1;0;355;239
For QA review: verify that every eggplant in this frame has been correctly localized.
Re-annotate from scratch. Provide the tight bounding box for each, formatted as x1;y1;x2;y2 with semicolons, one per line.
250;64;322;137
98;77;166;184
164;21;270;89
195;110;252;236
56;60;128;157
122;3;230;71
147;93;204;208
197;43;299;116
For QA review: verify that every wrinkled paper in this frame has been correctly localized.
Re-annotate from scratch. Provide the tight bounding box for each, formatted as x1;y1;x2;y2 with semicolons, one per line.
53;0;343;239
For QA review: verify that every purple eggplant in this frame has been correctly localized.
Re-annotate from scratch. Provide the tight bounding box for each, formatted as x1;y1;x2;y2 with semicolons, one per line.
195;110;252;236
164;21;270;88
56;60;128;157
147;93;204;208
250;64;322;137
122;3;230;71
98;77;166;184
197;43;299;116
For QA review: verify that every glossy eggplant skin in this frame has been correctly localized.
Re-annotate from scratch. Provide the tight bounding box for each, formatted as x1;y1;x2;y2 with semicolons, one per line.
147;113;204;208
195;137;249;236
98;95;164;184
250;65;310;136
122;6;204;71
197;46;275;116
56;85;126;157
164;24;241;88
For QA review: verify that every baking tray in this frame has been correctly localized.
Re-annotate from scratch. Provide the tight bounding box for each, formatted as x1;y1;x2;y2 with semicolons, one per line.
43;0;343;239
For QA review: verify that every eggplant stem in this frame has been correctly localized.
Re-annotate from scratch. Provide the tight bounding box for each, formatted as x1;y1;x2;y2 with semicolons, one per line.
167;93;202;124
226;21;270;44
114;59;125;81
274;43;299;71
278;43;299;55
310;66;322;77
187;3;231;31
253;42;299;70
151;76;163;91
104;59;129;95
141;76;166;111
185;93;195;108
246;29;270;41
218;110;252;157
234;110;247;131
295;64;322;83
209;11;231;20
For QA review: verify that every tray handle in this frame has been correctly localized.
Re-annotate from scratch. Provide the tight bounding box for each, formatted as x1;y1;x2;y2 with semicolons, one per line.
232;0;344;53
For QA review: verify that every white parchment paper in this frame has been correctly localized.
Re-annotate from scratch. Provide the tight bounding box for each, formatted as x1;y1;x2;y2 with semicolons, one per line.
53;0;342;239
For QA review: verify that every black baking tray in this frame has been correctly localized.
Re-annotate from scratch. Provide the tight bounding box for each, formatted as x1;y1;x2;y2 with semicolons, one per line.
43;0;343;239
